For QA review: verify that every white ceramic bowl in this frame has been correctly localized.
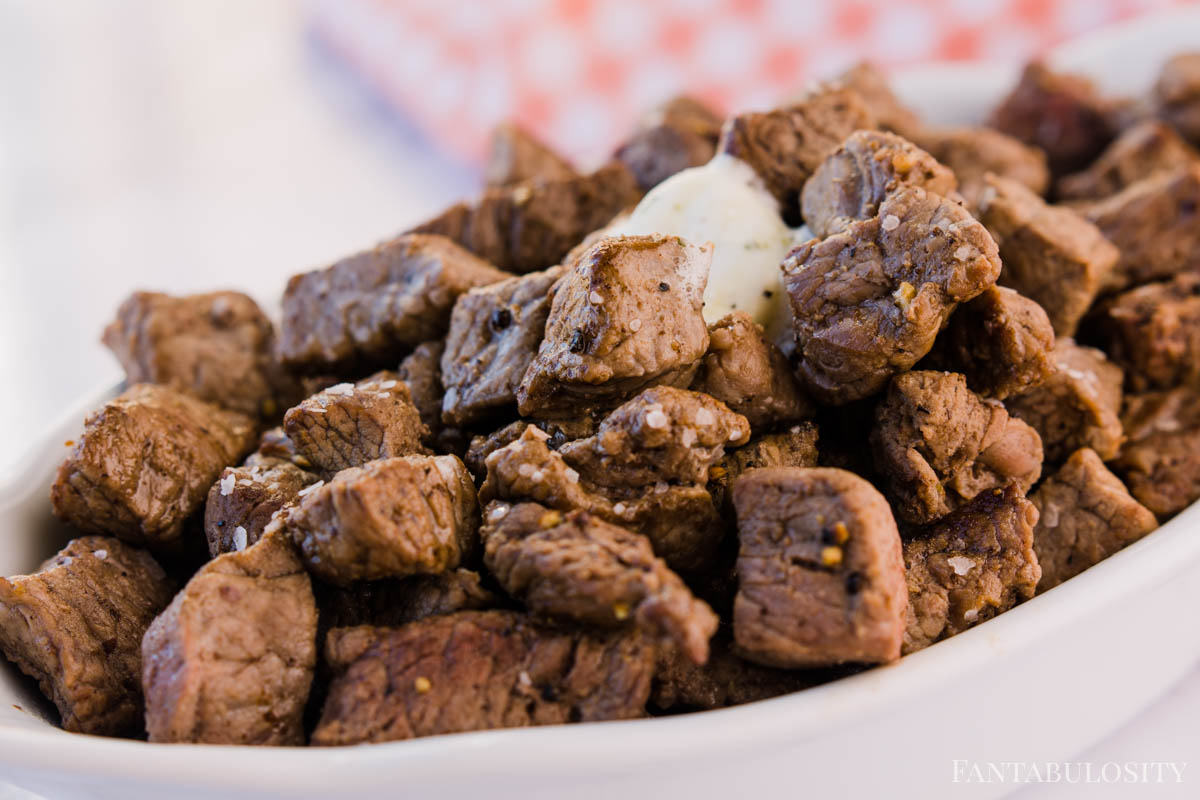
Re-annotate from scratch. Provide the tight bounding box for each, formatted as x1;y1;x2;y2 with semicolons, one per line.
4;11;1200;799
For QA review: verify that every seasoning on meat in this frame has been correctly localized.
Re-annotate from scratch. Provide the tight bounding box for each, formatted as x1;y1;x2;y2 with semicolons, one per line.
1057;119;1198;201
204;457;320;556
614;95;723;191
915;126;1049;209
1112;387;1200;518
484;123;576;188
1092;272;1200;392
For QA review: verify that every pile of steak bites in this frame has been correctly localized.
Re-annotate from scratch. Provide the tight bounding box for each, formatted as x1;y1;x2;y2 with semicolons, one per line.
4;55;1200;746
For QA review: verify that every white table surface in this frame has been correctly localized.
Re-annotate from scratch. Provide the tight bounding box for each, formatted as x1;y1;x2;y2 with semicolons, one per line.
0;1;1194;797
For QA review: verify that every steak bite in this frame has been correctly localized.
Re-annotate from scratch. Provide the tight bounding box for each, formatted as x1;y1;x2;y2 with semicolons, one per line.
719;87;876;220
1057;119;1198;202
279;233;509;373
283;455;478;585
800;129;957;239
827;61;922;139
922;286;1055;400
251;426;310;468
1083;163;1200;290
412;162;642;274
1093;273;1200;392
141;528;317;745
396;340;446;439
204;457;320;556
987;61;1117;175
782;186;1002;404
51;384;257;549
0;537;173;735
709;424;821;515
318;569;500;631
690;312;812;430
1031;448;1157;591
614;95;723;191
311;611;656;745
484;123;576;188
915;126;1049;209
283;371;429;475
1112;388;1200;518
441;265;563;426
1007;339;1124;463
102;290;285;419
1156;52;1200;145
518;235;712;417
902;485;1040;654
732;467;907;668
482;502;719;663
975;173;1117;337
871;371;1043;526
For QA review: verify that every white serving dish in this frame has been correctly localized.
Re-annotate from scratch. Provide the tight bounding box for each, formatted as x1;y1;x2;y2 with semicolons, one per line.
4;10;1200;798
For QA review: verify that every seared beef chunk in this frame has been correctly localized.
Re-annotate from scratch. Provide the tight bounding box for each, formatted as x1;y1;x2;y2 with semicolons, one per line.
709;424;821;511
720;87;875;219
1031;449;1157;591
871;371;1043;525
732;467;907;668
915;126;1049;209
827;62;921;139
204;457;320;556
319;569;499;631
1058;119;1198;201
251;427;310;468
614;95;723;191
279;233;509;373
484;123;576;188
901;485;1040;654
557;387;750;487
102;291;285;419
1007;339;1124;463
800;130;957;238
1156;52;1200;145
0;537;173;735
283;371;429;475
141;528;316;744
463;416;600;479
988;62;1116;175
1093;273;1200;392
412;162;641;274
51;384;256;549
441;265;563;426
922;286;1054;400
976;173;1117;337
311;611;655;744
482;502;718;663
396;340;446;442
1083;163;1200;290
783;186;1001;404
690;312;812;430
1113;388;1200;518
283;454;478;585
518;235;712;417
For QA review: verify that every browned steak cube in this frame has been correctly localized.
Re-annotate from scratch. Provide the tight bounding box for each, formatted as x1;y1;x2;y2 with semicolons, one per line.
712;424;822;509
250;426;310;468
283;454;478;585
1031;448;1157;591
1093;272;1200;392
1007;339;1124;463
902;484;1040;654
51;384;257;549
1057;119;1198;201
141;528;316;744
318;569;499;631
484;123;576;188
800;129;957;239
396;340;445;436
204;457;320;556
871;371;1043;525
441;265;563;426
463;416;599;479
690;311;812;431
1112;388;1200;518
922;286;1054;400
311;611;656;744
483;502;718;663
1156;52;1200;145
102;290;285;419
0;537;173;735
518;235;712;417
283;371;429;475
826;61;922;139
914;126;1049;209
783;186;1001;404
614;95;723;191
720;87;875;221
279;233;509;372
1083;164;1200;290
988;61;1117;175
976;173;1117;337
413;162;642;274
732;467;907;668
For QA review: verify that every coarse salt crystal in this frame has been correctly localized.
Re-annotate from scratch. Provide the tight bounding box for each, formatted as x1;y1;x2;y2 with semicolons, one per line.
297;480;324;497
694;408;715;427
518;463;536;478
953;245;971;261
946;555;975;576
233;526;248;551
518;670;532;687
327;383;355;396
645;407;669;429
881;214;900;231
93;549;107;560
728;429;743;442
589;291;604;305
378;380;397;390
613;502;627;515
565;468;580;484
680;428;696;447
530;469;545;483
963;608;980;622
219;473;236;496
629;319;642;332
238;479;253;486
488;504;510;522
654;481;668;495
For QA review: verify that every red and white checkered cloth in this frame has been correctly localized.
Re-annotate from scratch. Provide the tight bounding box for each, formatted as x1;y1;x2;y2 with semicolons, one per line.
308;0;1194;165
